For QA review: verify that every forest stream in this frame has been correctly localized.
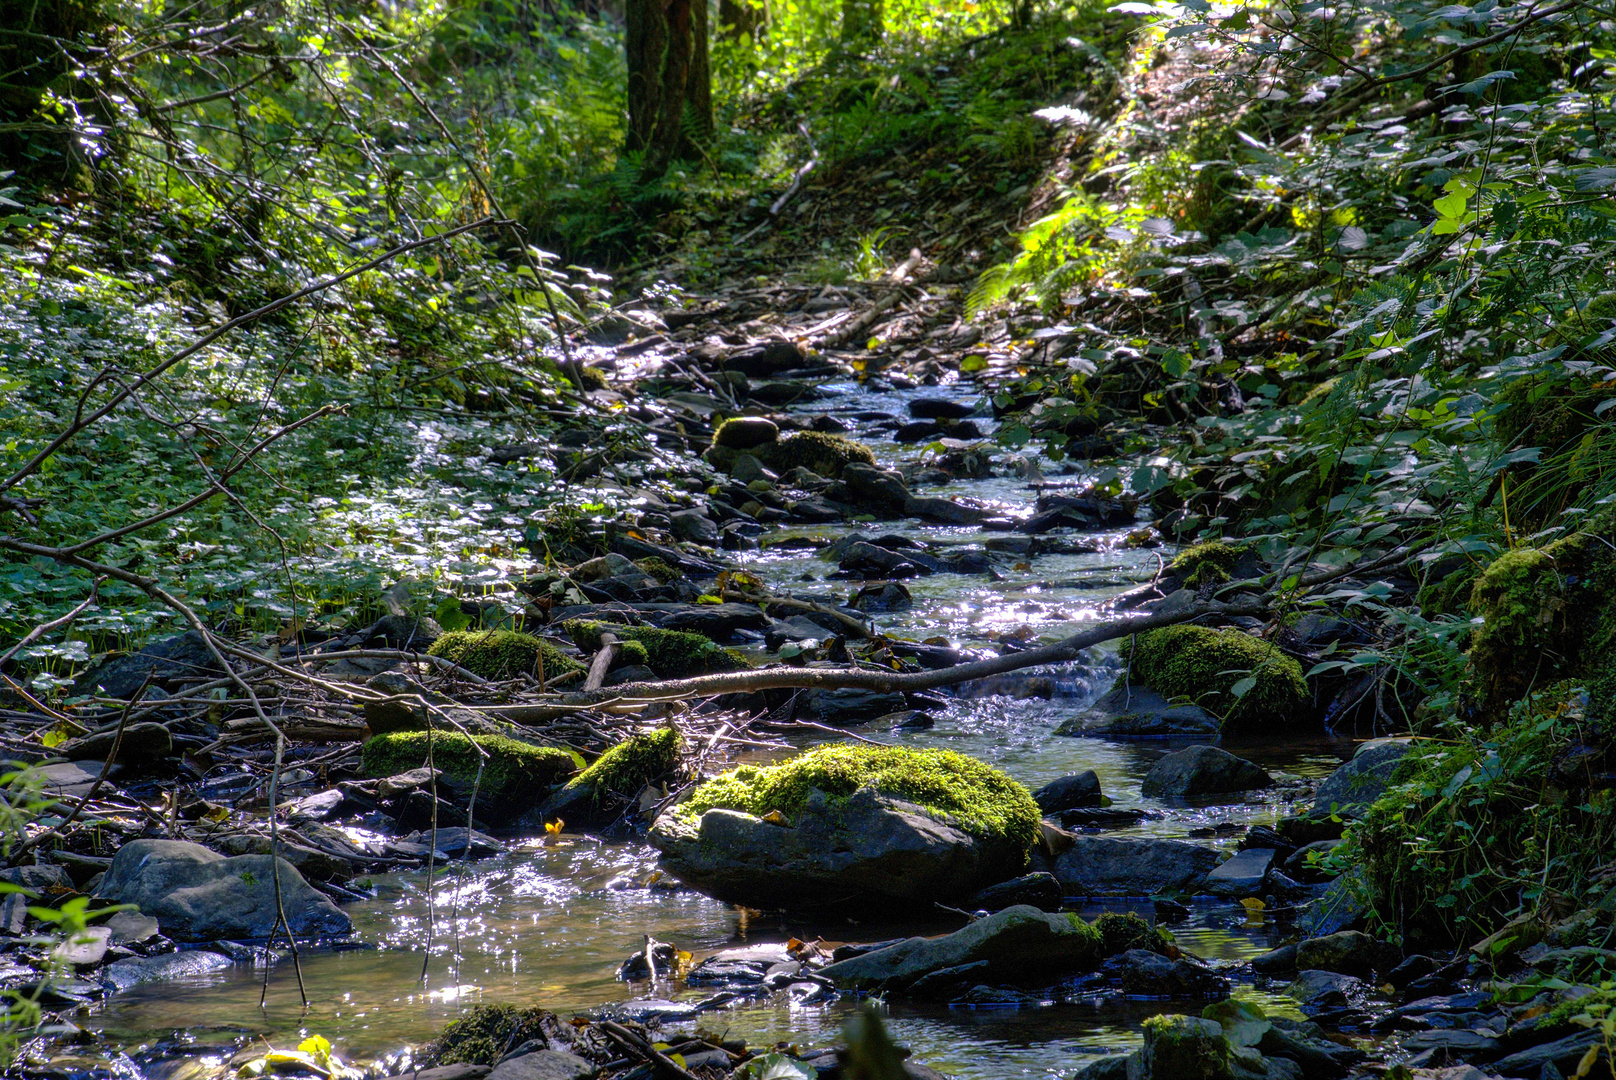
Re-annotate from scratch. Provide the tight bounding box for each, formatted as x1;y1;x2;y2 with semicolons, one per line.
70;380;1360;1080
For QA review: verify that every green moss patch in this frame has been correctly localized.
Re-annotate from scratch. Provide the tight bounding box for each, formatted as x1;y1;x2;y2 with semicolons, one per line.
1094;911;1170;956
426;1004;568;1066
680;743;1041;851
361;731;580;797
1345;685;1616;949
1168;541;1247;588
566;727;684;802
755;431;875;479
634;557;680;583
564;620;750;678
1466;507;1616;719
1128;624;1306;730
427;629;584;681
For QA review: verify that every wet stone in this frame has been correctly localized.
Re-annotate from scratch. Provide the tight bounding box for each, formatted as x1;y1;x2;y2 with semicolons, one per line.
1032;770;1102;813
1202;848;1277;899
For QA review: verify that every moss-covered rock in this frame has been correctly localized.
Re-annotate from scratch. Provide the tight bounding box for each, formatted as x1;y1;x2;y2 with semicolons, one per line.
613;638;650;668
634;557;680;583
426;629;583;682
755;431;876;479
564;620;750;678
1169;541;1248;589
566;727;684;803
361;731;580;805
678;743;1041;852
712;416;780;449
1345;686;1615;949
425;1004;570;1066
1494;373;1609;456
1095;911;1171;956
1468;507;1616;718
1127;625;1307;731
1139;1014;1234;1080
577;365;610;391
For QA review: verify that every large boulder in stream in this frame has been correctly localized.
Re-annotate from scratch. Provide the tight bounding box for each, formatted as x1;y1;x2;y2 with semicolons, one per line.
818;904;1102;991
1052;836;1220;896
648;744;1040;908
1142;745;1272;798
93;839;351;942
1055;680;1222;739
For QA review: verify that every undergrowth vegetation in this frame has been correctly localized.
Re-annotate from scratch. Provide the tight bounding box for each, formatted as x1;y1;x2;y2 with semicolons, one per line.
959;0;1616;952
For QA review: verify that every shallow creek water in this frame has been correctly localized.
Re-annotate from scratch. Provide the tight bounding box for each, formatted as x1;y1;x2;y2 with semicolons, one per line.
84;380;1357;1079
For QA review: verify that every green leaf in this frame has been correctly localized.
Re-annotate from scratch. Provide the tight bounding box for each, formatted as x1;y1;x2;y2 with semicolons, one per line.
1433;192;1469;219
1229;676;1258;699
960;354;988;373
742;1054;816;1080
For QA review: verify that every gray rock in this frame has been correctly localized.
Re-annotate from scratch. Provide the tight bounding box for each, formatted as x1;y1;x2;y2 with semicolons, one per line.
910;399;977;420
73;631;223;699
818;905;1101;990
389;1067;491;1080
1052;837;1220;896
1297;871;1369;937
487;1050;595;1080
669;509;719;545
1294;930;1391;977
1286;969;1366;1006
93;839;352;942
1401;1029;1500;1057
0;864;73;892
32;761;115;801
1203;849;1277;899
851;581;913;613
793;688;909;724
1251;944;1297;974
1101;948;1230;997
843;462;913;510
1141;745;1271;798
966;872;1063;913
100;950;234;991
365;613;442;650
1493;1029;1601;1077
1055;680;1221;739
56;722;174;768
719;341;805;378
1284;839;1343;880
52;926;111;968
649;788;1030;909
1032;771;1101;813
902;496;989;526
839;541;926;578
729;454;776;485
1312;739;1412;816
1259;1017;1365;1077
104;911;160;945
1073;1055;1131;1080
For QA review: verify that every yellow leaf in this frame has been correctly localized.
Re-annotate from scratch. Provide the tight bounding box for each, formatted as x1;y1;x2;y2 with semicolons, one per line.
760;810;789;825
1573;1043;1600;1079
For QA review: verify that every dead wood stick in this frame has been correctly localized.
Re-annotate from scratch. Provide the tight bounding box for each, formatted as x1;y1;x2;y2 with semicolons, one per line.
583;632;621;692
491;600;1259;718
821;250;924;348
595;1020;702;1080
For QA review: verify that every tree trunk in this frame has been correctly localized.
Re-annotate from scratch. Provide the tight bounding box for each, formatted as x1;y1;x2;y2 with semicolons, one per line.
624;0;711;177
719;0;763;40
840;0;882;43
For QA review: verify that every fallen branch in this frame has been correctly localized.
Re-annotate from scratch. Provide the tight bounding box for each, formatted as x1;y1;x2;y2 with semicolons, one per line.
493;599;1260;717
583;632;621;692
820;248;925;348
